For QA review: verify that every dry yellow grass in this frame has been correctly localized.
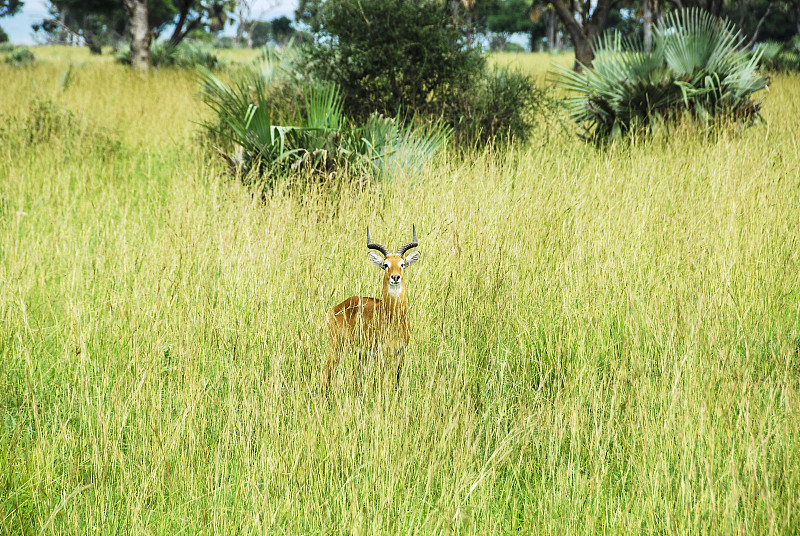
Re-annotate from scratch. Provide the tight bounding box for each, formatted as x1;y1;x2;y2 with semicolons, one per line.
0;48;799;534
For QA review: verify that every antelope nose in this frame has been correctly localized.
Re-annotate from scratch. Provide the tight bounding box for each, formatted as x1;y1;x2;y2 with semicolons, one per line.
390;275;401;284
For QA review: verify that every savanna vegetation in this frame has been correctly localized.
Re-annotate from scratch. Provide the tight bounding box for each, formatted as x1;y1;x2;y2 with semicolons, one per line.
552;9;770;142
1;40;799;536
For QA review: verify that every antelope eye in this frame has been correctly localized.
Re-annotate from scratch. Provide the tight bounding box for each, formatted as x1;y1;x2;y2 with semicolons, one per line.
383;262;389;270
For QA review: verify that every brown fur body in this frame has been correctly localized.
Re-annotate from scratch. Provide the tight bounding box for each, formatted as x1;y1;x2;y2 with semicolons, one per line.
325;252;415;390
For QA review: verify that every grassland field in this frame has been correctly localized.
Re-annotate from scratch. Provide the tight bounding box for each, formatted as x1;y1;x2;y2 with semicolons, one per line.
0;47;799;534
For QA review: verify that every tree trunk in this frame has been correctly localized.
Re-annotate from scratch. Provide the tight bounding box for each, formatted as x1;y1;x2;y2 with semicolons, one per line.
123;0;151;71
644;0;653;53
235;22;244;47
169;0;202;47
573;35;593;70
547;9;555;52
549;0;614;71
746;4;775;48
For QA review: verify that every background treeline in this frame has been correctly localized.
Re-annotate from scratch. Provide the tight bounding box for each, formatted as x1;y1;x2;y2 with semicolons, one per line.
0;1;785;176
2;0;799;61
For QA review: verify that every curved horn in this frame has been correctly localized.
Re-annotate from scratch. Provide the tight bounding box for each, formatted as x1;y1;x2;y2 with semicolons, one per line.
396;224;418;256
366;227;390;257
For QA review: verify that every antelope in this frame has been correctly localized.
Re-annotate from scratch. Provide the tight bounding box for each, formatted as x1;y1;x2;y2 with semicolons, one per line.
324;226;420;390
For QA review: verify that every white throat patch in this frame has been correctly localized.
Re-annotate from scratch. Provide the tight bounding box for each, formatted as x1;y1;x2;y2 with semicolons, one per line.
388;283;402;297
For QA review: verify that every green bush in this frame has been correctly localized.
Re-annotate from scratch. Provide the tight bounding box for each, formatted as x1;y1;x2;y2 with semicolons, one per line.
304;0;484;120
756;38;800;73
451;66;545;146
174;41;220;68
552;9;768;142
200;45;309;148
5;46;34;66
0;25;8;43
24;97;78;143
116;40;220;69
301;0;541;145
198;56;450;189
212;36;234;49
149;40;180;66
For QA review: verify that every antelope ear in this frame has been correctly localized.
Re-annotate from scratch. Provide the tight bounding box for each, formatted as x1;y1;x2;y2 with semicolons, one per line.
368;251;386;269
404;250;420;267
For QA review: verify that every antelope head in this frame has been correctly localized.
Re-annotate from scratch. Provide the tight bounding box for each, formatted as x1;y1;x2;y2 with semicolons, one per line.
366;225;420;300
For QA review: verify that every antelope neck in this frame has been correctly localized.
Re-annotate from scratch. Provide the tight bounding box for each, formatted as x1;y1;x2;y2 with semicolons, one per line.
381;288;407;308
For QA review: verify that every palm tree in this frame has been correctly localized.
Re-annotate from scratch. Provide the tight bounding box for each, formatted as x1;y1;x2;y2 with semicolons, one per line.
198;48;450;188
552;9;768;142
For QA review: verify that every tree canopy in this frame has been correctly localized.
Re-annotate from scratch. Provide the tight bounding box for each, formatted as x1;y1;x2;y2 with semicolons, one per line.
303;0;485;120
33;0;235;50
0;0;23;18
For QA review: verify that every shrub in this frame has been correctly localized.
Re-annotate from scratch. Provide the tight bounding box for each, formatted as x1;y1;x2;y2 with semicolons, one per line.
23;97;79;144
5;46;34;66
302;0;541;146
451;66;545;146
0;25;8;43
756;38;800;73
149;40;179;66
552;9;768;142
304;0;484;121
116;40;220;69
213;36;234;49
503;42;526;53
200;45;309;149
173;41;220;68
198;59;450;189
114;45;129;64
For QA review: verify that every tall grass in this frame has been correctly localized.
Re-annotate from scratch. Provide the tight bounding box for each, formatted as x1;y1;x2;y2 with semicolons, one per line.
1;49;799;534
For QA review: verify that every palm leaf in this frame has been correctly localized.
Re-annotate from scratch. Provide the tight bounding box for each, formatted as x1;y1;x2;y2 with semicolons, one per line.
551;8;768;142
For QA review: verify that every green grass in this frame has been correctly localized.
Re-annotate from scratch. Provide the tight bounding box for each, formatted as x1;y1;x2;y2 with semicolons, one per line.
1;47;799;534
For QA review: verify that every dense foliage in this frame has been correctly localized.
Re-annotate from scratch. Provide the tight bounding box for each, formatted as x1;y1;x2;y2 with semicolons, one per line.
4;46;34;65
32;0;176;49
302;0;541;145
451;65;546;145
553;9;769;142
198;49;450;189
719;0;799;43
303;0;483;120
0;0;22;18
116;40;219;68
757;37;800;72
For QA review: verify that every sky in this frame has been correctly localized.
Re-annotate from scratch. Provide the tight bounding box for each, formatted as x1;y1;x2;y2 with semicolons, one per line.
1;0;299;45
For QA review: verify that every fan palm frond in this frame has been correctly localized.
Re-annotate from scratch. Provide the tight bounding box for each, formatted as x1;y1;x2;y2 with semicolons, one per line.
199;63;449;186
551;8;768;142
